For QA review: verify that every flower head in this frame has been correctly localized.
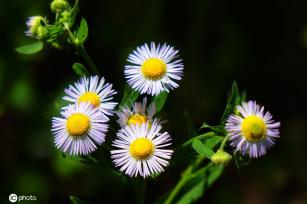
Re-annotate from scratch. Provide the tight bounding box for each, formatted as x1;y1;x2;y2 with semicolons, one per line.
125;42;183;96
116;98;156;128
51;102;109;155
25;16;48;39
63;76;117;120
226;101;280;158
50;0;70;13
111;120;173;178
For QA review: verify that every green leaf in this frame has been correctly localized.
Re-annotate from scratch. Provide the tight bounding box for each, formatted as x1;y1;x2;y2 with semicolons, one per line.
220;81;240;125
119;85;139;108
200;122;226;135
76;18;88;44
15;41;43;54
204;136;224;149
192;139;214;159
207;165;224;187
152;92;168;114
177;180;205;204
72;62;89;76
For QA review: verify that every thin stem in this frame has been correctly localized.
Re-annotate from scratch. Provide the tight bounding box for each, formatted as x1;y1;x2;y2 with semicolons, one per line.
181;132;215;147
135;178;146;204
164;155;206;204
64;24;99;75
219;135;230;150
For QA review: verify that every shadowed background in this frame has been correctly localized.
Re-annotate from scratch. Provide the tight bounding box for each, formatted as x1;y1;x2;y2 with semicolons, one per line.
0;0;307;203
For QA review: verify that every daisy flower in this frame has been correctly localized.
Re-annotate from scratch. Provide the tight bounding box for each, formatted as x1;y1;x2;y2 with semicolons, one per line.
125;42;184;96
225;101;280;158
111;120;173;178
51;102;108;155
63;76;117;120
116;98;156;127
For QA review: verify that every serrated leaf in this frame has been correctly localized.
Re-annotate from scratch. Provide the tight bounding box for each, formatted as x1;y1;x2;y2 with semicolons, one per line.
152;92;168;114
192;139;214;159
15;41;43;54
72;62;89;76
177;180;205;204
76;18;88;44
207;165;224;187
119;85;139;108
204;136;223;149
220;81;240;125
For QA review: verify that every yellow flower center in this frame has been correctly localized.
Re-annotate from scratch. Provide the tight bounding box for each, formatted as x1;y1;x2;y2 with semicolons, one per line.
241;115;266;142
141;58;167;80
78;92;100;108
127;114;148;126
130;138;154;160
66;113;90;137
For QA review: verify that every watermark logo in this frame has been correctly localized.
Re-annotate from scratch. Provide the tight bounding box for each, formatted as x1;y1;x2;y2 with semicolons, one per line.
8;194;18;203
8;193;38;203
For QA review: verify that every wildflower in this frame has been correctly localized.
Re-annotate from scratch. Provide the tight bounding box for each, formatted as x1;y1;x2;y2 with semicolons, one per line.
111;120;173;178
25;16;48;39
116;98;156;127
51;103;108;155
226;101;280;158
63;76;117;120
125;42;183;96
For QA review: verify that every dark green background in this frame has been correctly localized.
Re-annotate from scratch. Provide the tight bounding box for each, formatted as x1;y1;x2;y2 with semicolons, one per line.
0;0;307;203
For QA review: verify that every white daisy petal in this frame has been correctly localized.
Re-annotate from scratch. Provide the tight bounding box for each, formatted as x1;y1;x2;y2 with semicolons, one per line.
225;100;280;158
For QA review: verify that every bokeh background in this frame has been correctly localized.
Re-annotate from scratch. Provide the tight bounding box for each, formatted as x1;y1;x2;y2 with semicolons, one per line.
1;0;307;203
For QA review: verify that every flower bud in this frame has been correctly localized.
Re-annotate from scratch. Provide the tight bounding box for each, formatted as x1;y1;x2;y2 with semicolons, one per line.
25;16;48;39
50;0;69;13
211;149;232;165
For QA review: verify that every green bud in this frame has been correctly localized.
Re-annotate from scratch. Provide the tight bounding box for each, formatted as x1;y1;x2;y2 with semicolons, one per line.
50;0;69;13
59;10;71;25
211;149;232;165
25;16;48;39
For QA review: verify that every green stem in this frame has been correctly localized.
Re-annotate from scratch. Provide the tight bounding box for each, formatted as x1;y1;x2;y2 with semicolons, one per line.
164;156;206;204
219;135;230;150
135;179;146;204
64;25;99;75
182;132;215;147
76;45;99;75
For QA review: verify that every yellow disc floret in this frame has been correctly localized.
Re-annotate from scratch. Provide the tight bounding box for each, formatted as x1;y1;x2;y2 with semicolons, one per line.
66;113;90;136
78;92;100;108
241;115;266;142
141;58;167;80
130;138;154;160
127;114;148;126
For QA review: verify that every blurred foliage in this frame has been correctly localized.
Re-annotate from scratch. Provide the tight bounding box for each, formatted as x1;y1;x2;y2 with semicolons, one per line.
1;0;307;203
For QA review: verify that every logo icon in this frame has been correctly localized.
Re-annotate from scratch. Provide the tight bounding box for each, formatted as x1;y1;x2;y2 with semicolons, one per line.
9;194;18;203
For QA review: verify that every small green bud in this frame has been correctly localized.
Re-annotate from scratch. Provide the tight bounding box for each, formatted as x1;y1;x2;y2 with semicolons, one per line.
50;0;69;13
211;149;232;165
59;10;71;25
25;16;48;39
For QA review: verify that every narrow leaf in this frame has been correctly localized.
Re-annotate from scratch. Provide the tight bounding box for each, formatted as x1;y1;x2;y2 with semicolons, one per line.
204;136;224;149
119;85;139;108
177;180;205;204
207;165;224;187
192;139;214;159
152;92;168;114
72;62;89;76
200;122;226;135
220;81;240;125
15;41;43;54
